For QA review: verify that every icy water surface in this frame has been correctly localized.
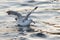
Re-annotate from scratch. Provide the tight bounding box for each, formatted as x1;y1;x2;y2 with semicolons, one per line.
0;0;60;40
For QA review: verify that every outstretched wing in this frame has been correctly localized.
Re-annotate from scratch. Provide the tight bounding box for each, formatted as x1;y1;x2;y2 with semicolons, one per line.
6;10;22;17
24;6;38;20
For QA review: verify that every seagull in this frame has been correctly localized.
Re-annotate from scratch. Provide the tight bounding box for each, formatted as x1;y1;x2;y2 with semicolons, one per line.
6;7;38;27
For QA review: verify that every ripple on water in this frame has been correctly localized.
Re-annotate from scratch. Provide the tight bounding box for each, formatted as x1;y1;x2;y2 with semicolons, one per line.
0;2;22;7
0;6;9;9
30;33;47;38
48;36;60;40
20;37;29;40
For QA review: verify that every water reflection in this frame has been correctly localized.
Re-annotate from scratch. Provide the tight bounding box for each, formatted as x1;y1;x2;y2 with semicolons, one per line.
30;33;47;38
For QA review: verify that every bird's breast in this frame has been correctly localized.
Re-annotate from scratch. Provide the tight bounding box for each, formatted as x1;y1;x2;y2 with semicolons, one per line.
16;19;32;26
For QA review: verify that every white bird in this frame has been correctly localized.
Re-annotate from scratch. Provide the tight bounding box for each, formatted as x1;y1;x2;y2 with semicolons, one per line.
6;7;38;27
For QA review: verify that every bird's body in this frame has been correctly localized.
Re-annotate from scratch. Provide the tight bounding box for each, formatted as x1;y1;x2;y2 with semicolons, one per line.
17;17;32;26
